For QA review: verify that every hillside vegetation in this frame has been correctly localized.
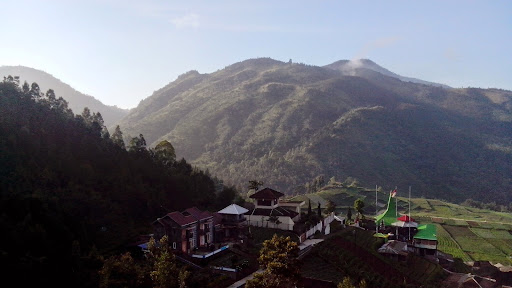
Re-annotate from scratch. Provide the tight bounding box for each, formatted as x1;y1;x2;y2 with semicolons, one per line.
117;57;512;204
0;77;239;287
0;65;129;126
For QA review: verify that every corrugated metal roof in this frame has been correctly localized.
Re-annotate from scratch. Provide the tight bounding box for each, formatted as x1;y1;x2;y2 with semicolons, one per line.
217;204;249;215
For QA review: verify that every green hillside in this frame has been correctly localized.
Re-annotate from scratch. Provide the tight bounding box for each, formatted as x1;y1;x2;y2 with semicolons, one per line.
117;57;512;204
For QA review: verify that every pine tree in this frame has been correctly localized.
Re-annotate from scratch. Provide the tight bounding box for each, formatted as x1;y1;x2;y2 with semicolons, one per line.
110;125;125;149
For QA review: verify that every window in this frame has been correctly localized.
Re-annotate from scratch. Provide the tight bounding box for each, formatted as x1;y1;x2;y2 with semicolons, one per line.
173;242;176;249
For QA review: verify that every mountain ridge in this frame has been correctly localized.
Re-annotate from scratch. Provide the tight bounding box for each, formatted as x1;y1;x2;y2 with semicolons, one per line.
0;65;129;126
324;58;451;88
116;57;512;203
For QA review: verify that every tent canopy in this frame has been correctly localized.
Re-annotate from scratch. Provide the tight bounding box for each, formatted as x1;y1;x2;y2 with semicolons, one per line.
397;215;415;222
392;221;418;228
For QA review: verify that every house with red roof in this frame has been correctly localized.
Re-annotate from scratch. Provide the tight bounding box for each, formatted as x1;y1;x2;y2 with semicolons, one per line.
152;207;214;254
246;187;302;230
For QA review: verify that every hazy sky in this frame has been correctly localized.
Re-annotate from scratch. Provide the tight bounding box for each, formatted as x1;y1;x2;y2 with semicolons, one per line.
1;0;511;109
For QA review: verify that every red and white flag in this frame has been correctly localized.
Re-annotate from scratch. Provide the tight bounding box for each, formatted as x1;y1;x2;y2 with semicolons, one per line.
390;189;397;197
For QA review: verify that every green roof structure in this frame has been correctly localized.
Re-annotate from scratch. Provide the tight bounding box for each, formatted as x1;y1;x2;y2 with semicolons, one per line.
413;224;437;241
375;191;398;226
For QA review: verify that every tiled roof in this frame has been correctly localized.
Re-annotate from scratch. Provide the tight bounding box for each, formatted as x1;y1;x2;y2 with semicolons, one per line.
184;207;213;220
160;207;213;226
166;211;196;226
249;207;298;218
249;187;284;199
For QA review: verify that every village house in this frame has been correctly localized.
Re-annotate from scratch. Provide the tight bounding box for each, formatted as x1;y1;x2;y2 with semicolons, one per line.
152;207;214;254
246;187;302;230
216;203;249;243
412;224;438;257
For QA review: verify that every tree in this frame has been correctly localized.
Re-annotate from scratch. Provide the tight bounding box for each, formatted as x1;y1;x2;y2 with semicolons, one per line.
317;202;322;217
337;277;367;288
325;200;336;214
154;140;176;166
246;234;301;288
111;125;125;149
99;252;143;288
81;107;92;124
308;199;312;216
128;134;147;153
248;180;263;191
215;186;238;209
347;207;352;221
45;89;56;108
22;81;30;94
30;82;42;99
148;236;190;288
354;198;365;219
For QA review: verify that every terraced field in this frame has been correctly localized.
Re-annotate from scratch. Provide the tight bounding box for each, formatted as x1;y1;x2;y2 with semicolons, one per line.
298;185;512;265
442;225;512;265
435;224;472;262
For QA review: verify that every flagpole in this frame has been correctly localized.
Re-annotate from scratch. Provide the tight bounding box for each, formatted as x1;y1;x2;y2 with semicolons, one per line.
395;186;398;240
375;185;378;233
409;186;411;241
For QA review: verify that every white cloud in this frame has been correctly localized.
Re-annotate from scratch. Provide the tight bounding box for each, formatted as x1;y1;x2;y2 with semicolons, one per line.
171;13;200;29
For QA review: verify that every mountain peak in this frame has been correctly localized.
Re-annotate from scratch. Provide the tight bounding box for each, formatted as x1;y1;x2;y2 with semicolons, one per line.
324;59;449;88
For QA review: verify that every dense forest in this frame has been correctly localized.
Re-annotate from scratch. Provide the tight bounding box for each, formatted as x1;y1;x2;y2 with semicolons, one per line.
0;76;241;287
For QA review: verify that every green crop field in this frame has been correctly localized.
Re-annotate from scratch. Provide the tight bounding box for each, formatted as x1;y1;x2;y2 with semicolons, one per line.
435;224;472;262
297;185;512;265
470;228;496;239
442;225;512;265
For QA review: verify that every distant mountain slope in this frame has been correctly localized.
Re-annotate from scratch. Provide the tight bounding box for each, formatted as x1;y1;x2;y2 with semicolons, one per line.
117;57;512;203
0;65;128;126
324;59;451;88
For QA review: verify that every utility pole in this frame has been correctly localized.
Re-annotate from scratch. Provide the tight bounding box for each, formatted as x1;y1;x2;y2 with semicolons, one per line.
395;186;398;240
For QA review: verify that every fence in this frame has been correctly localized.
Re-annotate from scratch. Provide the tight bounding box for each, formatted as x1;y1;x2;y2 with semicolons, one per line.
300;212;335;242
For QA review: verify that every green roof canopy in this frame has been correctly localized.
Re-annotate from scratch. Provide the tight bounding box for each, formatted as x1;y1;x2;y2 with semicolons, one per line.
375;192;397;226
413;224;437;241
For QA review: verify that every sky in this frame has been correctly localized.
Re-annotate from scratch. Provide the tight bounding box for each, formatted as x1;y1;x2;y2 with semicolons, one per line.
1;0;511;109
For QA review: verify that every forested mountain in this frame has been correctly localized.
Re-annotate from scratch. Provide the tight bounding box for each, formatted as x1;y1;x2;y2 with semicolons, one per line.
117;57;512;204
0;77;239;287
0;65;128;126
